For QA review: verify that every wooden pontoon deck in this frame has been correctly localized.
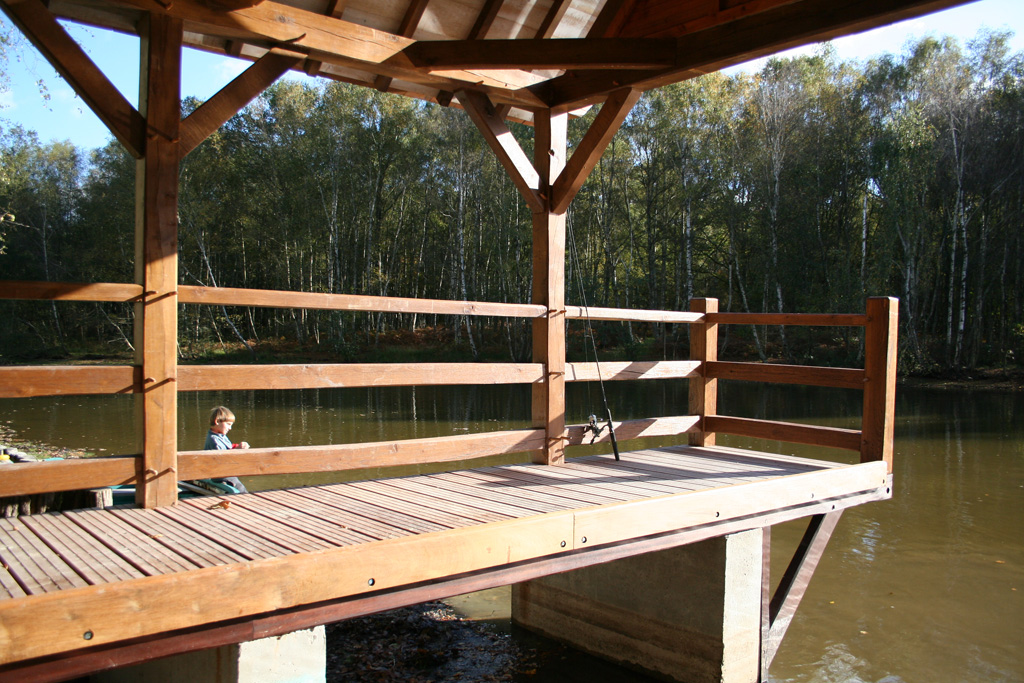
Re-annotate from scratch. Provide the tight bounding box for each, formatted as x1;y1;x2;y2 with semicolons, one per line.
0;0;934;676
0;445;889;679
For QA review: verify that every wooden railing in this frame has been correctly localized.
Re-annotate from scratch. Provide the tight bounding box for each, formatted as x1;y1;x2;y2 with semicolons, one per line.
0;280;897;500
688;297;898;472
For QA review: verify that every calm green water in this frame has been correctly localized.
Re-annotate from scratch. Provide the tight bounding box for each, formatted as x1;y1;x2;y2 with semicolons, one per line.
1;382;1021;682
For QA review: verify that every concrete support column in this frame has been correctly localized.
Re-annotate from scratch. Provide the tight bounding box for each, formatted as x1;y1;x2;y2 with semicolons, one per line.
91;626;326;683
512;530;764;683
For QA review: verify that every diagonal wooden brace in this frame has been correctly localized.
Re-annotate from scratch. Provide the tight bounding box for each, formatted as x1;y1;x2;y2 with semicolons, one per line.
762;510;844;671
0;0;146;157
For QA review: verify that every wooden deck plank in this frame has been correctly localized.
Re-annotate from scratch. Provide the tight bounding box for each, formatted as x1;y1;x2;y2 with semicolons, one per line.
248;490;407;542
108;507;250;568
596;447;811;481
320;482;494;529
0;455;891;666
475;464;640;502
286;486;452;535
20;514;145;585
174;497;342;553
505;459;693;499
156;504;299;560
561;460;706;496
370;478;532;520
63;509;199;575
0;564;26;599
0;518;90;593
447;467;626;507
426;472;573;513
661;444;839;469
578;451;791;488
348;480;514;523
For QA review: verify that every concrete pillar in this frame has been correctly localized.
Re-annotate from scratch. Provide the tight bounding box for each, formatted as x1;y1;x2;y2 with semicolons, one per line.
92;625;326;683
512;530;763;683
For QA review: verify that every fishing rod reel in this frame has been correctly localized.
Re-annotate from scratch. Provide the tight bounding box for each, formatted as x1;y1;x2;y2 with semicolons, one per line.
584;414;605;443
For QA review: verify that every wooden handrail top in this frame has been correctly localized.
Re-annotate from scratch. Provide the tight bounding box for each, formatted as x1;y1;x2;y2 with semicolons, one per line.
706;312;869;327
565;305;703;323
0;280;144;302
0;415;701;496
706;361;866;390
178;285;547;319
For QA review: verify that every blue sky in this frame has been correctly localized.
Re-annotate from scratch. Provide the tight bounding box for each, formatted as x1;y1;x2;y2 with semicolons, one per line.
1;0;1022;151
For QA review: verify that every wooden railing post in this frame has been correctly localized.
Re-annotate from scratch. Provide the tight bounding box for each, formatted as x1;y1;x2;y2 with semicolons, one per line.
531;109;568;465
135;13;182;507
861;297;898;472
689;298;718;447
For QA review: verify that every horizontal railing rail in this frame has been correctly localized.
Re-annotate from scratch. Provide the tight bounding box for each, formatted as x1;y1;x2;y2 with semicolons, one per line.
0;415;701;497
0;282;897;499
687;297;897;473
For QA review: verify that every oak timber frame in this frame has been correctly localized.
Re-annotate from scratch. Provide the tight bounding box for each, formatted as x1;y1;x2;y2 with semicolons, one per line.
0;2;903;679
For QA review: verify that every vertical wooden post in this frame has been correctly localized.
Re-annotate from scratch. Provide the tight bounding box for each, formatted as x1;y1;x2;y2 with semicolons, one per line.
531;110;568;465
688;297;718;447
861;296;898;473
134;13;182;507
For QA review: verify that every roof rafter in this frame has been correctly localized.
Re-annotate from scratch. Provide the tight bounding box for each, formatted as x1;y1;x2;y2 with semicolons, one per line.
374;0;432;92
468;0;505;40
536;0;572;39
535;0;970;107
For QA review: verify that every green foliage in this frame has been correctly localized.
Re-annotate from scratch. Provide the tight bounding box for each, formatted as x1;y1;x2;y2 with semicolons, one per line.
2;32;1023;372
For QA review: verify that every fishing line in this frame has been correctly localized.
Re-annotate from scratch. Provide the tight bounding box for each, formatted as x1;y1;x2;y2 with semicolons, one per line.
566;216;620;461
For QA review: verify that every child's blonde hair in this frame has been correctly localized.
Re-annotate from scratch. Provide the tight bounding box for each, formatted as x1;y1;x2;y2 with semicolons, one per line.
209;406;236;426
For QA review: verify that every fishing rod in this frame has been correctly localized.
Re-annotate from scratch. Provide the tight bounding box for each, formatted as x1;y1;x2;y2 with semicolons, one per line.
567;217;620;461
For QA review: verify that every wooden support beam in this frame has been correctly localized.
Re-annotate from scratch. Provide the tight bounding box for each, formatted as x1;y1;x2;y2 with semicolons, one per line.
688;297;718;447
180;49;303;157
457;89;544;212
99;0;547;108
762;511;844;669
404;38;676;70
538;0;967;108
551;87;640;214
135;12;182;509
531;109;568;466
0;0;145;157
861;296;898;472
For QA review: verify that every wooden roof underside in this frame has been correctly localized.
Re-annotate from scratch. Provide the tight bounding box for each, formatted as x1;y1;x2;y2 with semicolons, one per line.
41;0;974;120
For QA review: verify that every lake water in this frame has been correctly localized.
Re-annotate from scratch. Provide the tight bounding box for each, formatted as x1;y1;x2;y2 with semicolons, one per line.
1;382;1021;682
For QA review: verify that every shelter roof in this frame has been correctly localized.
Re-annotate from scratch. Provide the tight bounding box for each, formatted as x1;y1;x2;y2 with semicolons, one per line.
46;0;973;119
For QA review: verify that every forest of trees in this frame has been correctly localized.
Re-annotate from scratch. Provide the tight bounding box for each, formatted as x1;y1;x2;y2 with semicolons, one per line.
1;31;1022;374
